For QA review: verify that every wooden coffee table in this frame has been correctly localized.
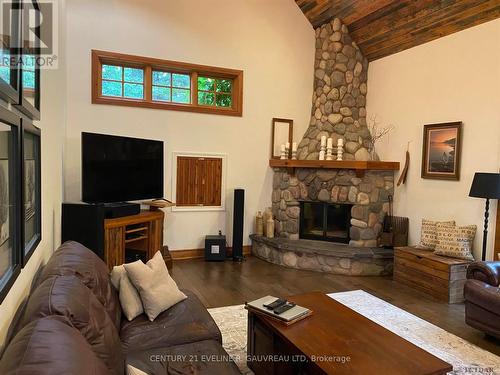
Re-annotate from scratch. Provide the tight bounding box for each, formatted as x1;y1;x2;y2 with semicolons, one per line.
247;292;452;374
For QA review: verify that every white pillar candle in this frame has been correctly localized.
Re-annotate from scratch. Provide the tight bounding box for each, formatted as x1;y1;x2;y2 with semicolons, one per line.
321;136;327;147
285;142;290;150
280;144;286;152
337;138;344;147
292;142;298;152
327;137;333;148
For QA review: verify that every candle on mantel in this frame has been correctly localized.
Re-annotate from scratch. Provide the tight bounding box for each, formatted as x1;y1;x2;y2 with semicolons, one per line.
280;144;286;152
292;142;298;152
327;137;333;148
337;138;344;147
285;142;290;150
321;136;327;147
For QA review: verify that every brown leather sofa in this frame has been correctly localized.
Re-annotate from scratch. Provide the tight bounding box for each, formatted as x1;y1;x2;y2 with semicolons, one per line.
0;241;241;375
464;261;500;339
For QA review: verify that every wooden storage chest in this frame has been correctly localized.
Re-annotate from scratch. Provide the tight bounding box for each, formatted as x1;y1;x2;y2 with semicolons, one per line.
394;246;472;303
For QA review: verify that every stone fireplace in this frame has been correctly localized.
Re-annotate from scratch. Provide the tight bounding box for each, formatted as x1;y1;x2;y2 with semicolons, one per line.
250;17;397;276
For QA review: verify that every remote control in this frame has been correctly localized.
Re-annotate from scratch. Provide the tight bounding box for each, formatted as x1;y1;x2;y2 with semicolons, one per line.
264;298;287;310
273;302;296;315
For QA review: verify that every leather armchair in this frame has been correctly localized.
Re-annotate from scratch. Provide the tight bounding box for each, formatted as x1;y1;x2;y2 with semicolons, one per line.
464;261;500;338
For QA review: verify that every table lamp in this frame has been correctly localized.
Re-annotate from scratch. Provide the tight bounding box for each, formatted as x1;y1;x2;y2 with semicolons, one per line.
469;172;500;261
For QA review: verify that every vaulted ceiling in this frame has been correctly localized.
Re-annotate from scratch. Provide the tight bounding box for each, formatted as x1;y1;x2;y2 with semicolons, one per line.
295;0;500;61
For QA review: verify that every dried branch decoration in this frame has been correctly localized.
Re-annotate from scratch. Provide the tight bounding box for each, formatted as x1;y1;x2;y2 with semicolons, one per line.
367;115;394;158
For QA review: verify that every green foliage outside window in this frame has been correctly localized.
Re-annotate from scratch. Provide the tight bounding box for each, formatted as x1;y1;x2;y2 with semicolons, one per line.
197;77;232;108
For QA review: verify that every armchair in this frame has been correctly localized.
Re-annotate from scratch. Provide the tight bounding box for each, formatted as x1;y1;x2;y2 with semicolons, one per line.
464;261;500;338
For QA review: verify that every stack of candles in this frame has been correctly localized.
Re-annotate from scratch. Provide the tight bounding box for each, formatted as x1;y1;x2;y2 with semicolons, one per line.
280;142;298;159
337;138;344;161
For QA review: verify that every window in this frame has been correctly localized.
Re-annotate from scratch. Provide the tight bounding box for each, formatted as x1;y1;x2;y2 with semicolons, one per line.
173;153;226;211
102;64;144;99
197;77;232;107
152;71;191;104
92;50;243;116
22;55;36;92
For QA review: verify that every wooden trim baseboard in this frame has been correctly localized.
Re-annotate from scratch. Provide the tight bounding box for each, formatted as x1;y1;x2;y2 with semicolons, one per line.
171;246;252;261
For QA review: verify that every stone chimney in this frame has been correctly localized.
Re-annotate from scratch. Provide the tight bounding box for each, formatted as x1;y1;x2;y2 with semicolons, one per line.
297;18;371;161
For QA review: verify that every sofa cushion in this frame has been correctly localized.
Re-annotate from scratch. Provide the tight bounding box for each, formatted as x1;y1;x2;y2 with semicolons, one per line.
38;241;121;328
19;275;124;375
126;340;241;375
120;290;222;353
0;316;112;375
124;251;187;321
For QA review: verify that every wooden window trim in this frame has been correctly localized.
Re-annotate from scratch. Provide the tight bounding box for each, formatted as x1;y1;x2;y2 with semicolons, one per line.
92;50;243;117
172;152;227;212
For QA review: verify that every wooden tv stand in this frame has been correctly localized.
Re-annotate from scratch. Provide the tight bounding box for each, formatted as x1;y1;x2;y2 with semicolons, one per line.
104;210;164;270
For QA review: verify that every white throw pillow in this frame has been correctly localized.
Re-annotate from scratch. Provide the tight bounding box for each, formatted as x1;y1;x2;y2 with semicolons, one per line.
110;265;144;321
124;251;187;321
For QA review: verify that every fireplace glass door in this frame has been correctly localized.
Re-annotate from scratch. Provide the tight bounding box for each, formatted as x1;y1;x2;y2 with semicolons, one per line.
300;201;351;243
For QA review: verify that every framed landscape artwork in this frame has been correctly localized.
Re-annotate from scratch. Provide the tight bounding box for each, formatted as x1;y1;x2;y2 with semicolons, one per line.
421;122;462;180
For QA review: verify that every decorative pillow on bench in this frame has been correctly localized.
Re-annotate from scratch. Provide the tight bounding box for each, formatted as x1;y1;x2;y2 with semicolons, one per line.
124;251;187;321
434;223;477;261
418;219;455;249
111;264;144;321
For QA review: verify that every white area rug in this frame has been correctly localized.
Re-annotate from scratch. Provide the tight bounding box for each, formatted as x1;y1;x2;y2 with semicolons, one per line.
208;290;500;375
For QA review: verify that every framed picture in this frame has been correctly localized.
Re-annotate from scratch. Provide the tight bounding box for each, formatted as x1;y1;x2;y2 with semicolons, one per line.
421;122;462;180
271;118;293;159
14;0;41;120
0;106;22;304
21;119;41;265
0;0;22;104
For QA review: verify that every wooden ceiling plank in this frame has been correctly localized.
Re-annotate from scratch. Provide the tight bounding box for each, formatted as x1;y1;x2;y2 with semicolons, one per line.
333;0;397;25
348;0;413;32
355;0;488;48
351;0;457;45
305;0;331;19
363;1;500;60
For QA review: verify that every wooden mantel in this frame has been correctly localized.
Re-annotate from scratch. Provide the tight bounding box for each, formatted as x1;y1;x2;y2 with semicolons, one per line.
269;159;399;177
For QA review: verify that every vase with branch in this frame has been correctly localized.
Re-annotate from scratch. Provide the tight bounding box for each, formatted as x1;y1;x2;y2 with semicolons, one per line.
367;116;394;160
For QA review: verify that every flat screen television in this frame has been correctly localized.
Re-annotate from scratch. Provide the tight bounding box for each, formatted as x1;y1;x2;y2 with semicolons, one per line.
82;132;164;203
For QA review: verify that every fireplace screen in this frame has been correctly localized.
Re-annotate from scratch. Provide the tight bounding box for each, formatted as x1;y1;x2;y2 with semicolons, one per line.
299;201;352;243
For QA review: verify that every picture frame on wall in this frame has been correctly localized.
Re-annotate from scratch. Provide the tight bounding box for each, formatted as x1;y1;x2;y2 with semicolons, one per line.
421;121;462;181
21;119;41;265
0;106;22;304
0;0;22;104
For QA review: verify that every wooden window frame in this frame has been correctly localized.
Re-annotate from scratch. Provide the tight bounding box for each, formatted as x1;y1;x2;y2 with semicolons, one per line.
92;50;243;117
172;152;227;212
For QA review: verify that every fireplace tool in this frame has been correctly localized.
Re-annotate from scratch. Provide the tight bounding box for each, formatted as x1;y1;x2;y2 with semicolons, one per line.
379;195;409;248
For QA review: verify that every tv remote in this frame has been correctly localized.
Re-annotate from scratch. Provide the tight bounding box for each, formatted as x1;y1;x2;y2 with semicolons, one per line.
273;302;296;315
264;298;287;310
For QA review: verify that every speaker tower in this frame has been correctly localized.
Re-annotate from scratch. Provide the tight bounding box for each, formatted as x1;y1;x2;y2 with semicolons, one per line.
232;189;245;262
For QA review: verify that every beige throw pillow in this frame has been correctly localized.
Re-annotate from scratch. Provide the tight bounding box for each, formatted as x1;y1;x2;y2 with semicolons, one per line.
418;219;455;249
434;223;476;261
124;251;187;321
110;265;144;321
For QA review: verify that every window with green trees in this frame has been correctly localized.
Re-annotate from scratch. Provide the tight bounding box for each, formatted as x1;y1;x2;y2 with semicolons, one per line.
101;64;144;99
197;77;232;108
93;50;243;116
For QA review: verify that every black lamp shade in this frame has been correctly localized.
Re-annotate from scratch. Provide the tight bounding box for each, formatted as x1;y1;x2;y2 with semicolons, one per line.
469;173;500;199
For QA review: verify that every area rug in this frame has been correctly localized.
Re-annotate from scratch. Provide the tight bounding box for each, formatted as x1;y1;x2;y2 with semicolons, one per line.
208;290;500;375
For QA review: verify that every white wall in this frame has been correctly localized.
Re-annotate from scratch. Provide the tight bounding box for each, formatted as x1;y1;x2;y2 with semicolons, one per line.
63;0;314;250
0;0;66;350
367;19;500;260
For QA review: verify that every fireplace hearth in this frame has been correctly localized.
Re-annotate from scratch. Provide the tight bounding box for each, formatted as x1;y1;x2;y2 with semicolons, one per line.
300;201;352;243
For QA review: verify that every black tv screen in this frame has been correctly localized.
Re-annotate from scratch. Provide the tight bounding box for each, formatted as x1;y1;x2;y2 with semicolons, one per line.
82;132;164;203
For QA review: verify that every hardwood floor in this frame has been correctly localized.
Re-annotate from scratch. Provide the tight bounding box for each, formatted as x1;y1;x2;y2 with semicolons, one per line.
171;256;500;356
